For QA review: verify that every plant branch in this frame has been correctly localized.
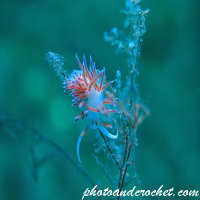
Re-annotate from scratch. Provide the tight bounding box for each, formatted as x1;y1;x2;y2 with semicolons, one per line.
99;130;121;170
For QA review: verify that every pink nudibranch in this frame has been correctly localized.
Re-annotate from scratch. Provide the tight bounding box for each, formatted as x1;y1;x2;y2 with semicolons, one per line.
64;55;118;163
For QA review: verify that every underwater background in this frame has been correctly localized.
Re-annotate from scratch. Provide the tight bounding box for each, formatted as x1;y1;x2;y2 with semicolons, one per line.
0;0;199;199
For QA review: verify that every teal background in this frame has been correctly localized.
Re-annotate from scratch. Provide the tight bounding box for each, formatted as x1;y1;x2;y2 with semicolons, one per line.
0;0;199;199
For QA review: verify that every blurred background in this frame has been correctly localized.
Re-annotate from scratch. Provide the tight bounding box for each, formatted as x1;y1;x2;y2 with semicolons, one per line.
0;0;199;199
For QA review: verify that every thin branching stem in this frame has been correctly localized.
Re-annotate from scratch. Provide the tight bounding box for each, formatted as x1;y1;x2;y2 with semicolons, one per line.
99;130;121;170
92;154;115;187
34;130;98;188
106;91;136;130
0;112;99;195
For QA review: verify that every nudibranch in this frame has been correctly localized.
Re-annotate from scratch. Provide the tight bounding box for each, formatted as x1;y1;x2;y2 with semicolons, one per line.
65;55;118;163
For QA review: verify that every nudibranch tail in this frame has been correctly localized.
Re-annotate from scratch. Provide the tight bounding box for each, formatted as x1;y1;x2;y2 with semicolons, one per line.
77;122;92;163
77;122;118;163
97;125;118;140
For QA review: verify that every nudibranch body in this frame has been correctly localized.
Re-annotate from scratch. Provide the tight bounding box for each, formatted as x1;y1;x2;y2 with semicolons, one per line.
65;55;118;163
